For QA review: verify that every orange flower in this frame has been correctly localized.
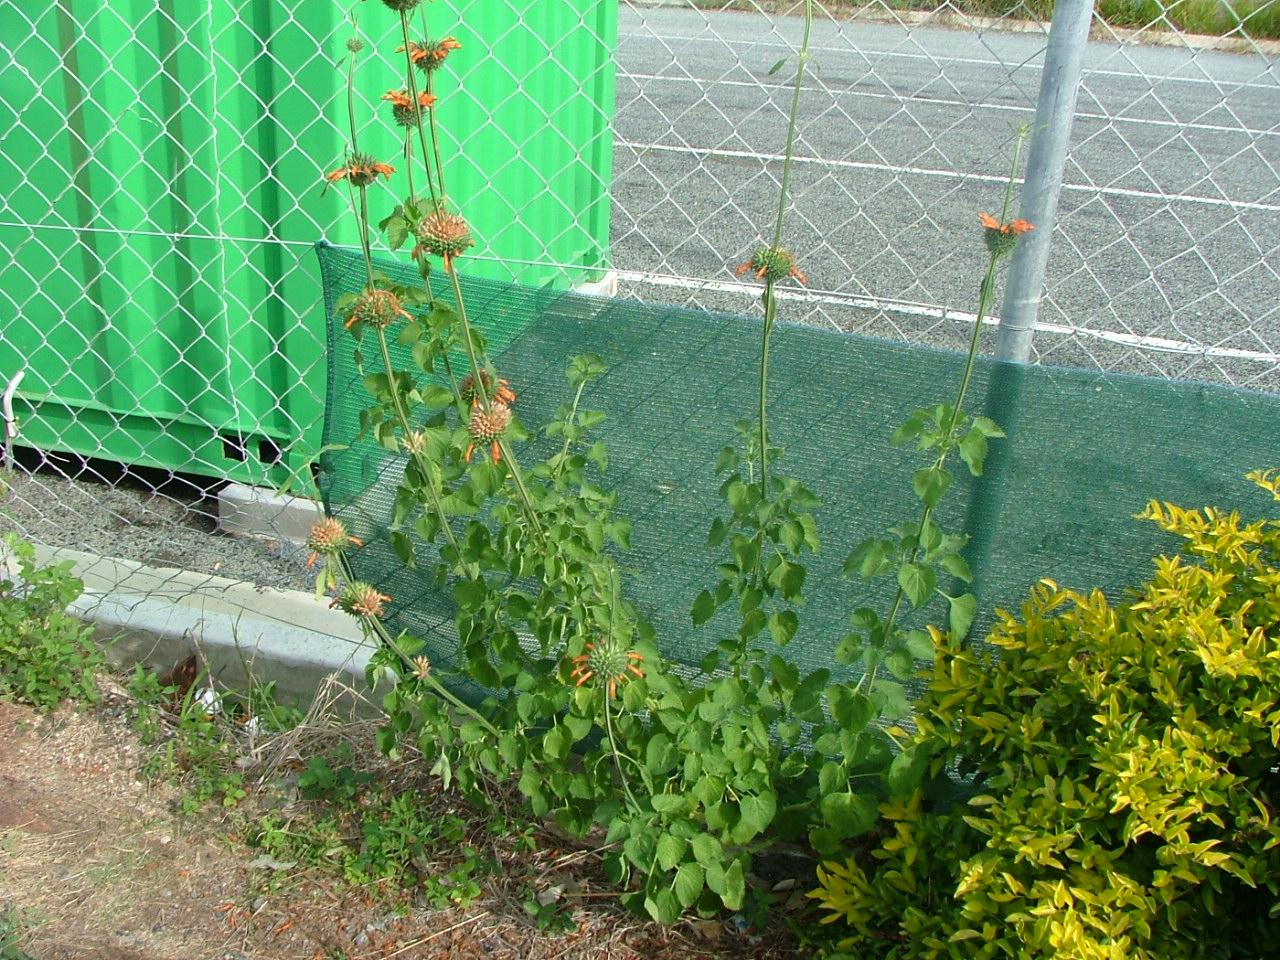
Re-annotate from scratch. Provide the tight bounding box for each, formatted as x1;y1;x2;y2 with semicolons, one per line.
460;370;516;407
735;245;807;285
343;288;411;332
325;152;395;187
464;402;512;465
569;641;645;700
382;88;438;127
414;210;474;273
398;36;462;72
305;517;363;568
331;583;391;619
979;211;1033;235
979;211;1034;257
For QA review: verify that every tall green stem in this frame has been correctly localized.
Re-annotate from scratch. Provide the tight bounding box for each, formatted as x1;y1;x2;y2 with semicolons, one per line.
861;132;1029;693
755;1;813;503
399;10;438;209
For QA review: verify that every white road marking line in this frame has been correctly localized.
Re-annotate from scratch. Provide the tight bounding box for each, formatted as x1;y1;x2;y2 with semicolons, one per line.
614;268;1280;362
619;71;1280;138
617;139;1280;213
623;31;1280;92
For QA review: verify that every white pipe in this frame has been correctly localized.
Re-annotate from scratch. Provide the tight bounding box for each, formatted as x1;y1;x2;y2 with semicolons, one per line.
2;369;25;472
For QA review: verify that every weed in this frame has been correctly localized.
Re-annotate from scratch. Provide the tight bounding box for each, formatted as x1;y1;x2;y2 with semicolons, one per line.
0;904;35;960
0;535;102;711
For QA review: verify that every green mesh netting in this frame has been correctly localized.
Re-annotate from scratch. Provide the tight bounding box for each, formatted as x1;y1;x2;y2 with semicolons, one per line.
316;241;1279;697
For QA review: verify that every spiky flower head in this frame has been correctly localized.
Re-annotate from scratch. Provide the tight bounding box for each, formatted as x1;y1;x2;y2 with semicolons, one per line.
380;0;422;12
324;152;394;188
735;245;807;285
306;517;362;568
465;402;511;464
569;638;645;700
382;88;436;128
979;211;1034;257
460;369;516;407
402;430;428;456
412;655;431;680
345;288;410;332
414;210;474;271
332;582;391;619
401;37;462;72
346;38;364;54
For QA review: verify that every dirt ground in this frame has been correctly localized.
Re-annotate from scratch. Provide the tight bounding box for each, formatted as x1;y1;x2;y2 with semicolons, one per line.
0;695;808;960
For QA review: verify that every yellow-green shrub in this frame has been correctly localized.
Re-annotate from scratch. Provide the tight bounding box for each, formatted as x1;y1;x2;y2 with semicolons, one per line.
810;470;1280;959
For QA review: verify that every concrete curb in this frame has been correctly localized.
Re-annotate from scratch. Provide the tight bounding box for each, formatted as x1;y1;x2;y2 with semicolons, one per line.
26;542;378;709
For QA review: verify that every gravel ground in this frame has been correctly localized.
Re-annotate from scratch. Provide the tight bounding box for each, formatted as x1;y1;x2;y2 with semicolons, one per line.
0;456;312;593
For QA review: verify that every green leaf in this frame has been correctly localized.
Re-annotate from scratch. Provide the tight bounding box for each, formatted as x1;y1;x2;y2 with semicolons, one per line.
651;794;691;816
897;562;936;608
722;860;746;910
736;791;777;842
690;834;723;869
940;552;973;583
645;889;681;924
768;559;806;601
691;590;717;626
675;862;705;909
948;592;978;639
418;384;454;409
958;428;989;476
767;610;799;646
912;467;951;508
656;833;687;871
905;629;935;661
820;792;878;840
707;516;728;547
972;416;1005;438
870;679;911;719
827;684;874;732
845;538;891;579
886;745;929;795
767;56;788;75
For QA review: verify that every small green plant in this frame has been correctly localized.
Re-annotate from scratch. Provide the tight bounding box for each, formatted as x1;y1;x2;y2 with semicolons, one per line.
810;470;1280;958
0;904;35;960
0;535;102;711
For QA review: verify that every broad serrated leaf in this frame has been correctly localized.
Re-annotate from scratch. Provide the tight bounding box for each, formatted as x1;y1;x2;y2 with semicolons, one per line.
972;416;1005;438
940;552;973;583
768;610;798;646
886;744;929;795
912;466;951;508
948;591;978;638
844;538;891;579
897;562;936;608
905;629;935;661
819;791;878;840
958;428;989;476
674;862;705;909
691;590;717;626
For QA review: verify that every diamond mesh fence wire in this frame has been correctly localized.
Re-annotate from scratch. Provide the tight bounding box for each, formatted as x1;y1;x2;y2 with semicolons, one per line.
0;0;1277;609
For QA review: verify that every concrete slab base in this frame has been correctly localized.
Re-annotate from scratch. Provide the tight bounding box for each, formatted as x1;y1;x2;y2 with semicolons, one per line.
25;542;383;712
217;482;321;544
572;269;619;299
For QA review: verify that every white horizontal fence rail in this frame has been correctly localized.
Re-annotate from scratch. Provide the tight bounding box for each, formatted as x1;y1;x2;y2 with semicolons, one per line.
613;0;1280;391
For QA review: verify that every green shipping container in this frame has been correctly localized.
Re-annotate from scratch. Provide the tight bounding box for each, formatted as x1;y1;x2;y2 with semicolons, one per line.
0;0;616;484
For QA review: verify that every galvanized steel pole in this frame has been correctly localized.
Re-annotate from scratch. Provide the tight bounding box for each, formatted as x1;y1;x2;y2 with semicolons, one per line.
996;0;1094;362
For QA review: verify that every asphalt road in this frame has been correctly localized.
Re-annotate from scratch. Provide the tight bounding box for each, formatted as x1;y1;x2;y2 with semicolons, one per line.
609;5;1280;390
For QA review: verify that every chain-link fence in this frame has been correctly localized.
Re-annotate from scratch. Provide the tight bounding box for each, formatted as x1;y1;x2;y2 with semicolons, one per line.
1;0;1277;596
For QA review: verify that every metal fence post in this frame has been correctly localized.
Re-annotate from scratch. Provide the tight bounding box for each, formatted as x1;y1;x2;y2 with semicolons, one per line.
996;0;1095;363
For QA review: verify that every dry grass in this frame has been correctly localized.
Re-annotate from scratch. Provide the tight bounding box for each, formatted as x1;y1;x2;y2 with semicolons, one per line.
0;672;810;960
